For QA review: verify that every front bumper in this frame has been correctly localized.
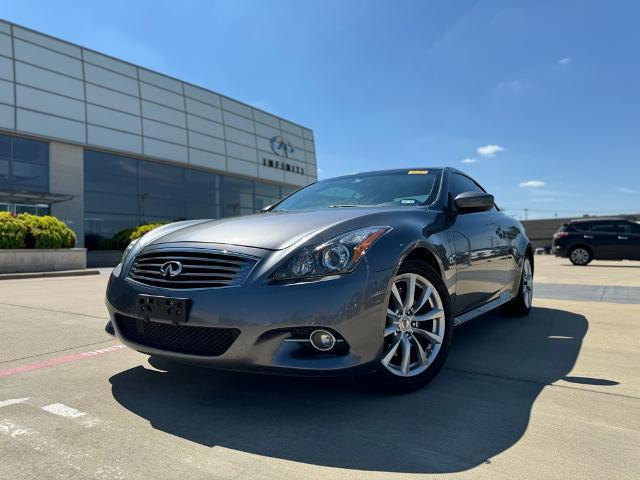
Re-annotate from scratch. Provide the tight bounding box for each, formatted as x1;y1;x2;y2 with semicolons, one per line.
106;261;394;376
552;242;567;257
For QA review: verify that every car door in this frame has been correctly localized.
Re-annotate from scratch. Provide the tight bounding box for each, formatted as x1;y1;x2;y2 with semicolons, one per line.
614;221;640;260
588;222;624;259
448;173;508;314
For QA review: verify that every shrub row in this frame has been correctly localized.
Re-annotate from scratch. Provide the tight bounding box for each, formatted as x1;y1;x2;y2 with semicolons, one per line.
0;212;76;249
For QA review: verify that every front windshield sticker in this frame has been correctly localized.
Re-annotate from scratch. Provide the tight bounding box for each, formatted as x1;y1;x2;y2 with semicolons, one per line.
408;170;429;175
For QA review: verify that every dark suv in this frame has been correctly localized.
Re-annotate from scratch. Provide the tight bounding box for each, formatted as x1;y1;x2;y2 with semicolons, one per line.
552;218;640;265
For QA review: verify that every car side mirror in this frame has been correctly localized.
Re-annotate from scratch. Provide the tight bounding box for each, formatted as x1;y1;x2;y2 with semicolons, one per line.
261;205;273;213
454;192;494;213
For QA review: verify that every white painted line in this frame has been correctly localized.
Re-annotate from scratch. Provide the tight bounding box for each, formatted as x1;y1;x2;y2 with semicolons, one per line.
82;344;126;356
42;402;100;428
42;403;87;418
0;397;30;408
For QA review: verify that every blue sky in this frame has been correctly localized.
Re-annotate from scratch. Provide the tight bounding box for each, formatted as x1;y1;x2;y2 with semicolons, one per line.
3;0;640;219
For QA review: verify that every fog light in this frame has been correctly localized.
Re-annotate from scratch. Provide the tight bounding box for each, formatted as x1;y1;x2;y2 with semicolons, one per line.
309;329;336;351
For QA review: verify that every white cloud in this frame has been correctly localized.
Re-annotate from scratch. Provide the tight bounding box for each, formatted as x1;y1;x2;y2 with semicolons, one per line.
558;57;572;65
616;187;639;195
460;158;476;164
477;144;505;157
519;180;546;188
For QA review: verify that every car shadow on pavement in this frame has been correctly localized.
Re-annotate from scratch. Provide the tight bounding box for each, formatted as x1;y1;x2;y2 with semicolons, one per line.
110;306;590;474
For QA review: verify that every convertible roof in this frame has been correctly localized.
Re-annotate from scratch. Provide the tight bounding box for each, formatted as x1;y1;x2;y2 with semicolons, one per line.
329;167;443;178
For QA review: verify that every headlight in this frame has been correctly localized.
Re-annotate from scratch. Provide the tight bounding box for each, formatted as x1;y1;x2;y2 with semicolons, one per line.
112;237;141;278
273;226;391;281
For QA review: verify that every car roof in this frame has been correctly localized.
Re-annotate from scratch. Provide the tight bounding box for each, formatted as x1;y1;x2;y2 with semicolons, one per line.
322;166;467;179
317;167;444;181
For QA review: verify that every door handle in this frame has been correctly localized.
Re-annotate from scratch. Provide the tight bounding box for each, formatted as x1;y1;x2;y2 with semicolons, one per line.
583;235;594;239
618;236;629;240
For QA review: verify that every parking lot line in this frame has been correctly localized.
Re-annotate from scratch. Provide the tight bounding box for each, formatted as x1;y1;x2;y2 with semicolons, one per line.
0;398;30;408
0;344;125;378
42;403;88;419
42;403;101;428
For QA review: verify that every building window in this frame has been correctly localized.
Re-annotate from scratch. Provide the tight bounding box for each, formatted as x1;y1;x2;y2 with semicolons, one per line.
138;160;187;222
185;168;220;219
281;185;300;198
84;149;291;247
0;133;49;193
254;181;282;211
222;176;254;217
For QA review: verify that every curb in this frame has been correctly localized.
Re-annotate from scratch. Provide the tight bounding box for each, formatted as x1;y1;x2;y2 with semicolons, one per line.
0;269;102;280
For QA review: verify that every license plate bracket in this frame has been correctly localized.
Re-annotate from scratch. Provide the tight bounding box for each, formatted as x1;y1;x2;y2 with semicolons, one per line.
137;294;191;324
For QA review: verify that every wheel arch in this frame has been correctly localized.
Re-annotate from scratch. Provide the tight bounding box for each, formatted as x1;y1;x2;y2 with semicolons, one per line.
399;245;445;278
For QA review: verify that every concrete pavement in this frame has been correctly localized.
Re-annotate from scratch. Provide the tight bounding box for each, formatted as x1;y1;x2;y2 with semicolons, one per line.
533;255;640;286
0;258;638;479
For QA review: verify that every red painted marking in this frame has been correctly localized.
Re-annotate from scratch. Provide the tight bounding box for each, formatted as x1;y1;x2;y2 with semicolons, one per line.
0;344;125;378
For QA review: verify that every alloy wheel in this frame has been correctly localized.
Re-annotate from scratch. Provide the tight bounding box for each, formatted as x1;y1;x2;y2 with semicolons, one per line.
382;273;446;377
570;248;590;265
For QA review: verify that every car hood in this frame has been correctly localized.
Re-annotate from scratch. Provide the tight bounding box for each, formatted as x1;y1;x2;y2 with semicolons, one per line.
149;208;415;251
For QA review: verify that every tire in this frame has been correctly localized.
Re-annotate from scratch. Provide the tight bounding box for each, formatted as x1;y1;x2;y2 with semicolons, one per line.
569;246;592;265
375;258;453;392
502;256;533;317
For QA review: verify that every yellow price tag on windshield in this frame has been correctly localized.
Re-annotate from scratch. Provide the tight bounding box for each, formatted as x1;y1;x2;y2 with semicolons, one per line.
408;170;429;175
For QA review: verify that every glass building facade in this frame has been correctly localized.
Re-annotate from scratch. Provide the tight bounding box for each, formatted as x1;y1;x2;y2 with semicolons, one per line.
84;149;298;246
0;132;51;215
0;20;316;248
0;133;49;193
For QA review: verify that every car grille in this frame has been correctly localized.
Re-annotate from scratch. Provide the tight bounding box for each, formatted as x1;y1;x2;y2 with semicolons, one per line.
115;314;240;356
127;249;257;289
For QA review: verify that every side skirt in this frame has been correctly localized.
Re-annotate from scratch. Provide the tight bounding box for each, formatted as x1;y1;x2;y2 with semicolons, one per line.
453;291;514;326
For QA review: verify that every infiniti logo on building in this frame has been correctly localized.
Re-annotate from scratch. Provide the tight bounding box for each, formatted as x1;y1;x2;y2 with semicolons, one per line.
270;136;295;158
160;261;183;278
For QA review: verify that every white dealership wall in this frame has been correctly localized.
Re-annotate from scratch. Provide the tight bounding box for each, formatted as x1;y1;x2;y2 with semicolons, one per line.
0;19;317;245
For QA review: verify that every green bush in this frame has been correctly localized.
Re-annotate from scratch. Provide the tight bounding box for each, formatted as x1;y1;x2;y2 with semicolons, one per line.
17;213;76;249
102;223;164;250
131;223;164;240
0;212;28;249
0;213;76;249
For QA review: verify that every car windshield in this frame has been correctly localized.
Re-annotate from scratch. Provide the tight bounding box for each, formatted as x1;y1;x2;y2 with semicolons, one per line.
274;169;442;211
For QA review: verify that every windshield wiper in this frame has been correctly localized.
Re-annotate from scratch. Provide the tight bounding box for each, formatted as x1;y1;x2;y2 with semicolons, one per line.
328;204;373;208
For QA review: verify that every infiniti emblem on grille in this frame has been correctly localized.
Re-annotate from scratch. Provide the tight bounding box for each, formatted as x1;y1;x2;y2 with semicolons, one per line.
160;261;183;278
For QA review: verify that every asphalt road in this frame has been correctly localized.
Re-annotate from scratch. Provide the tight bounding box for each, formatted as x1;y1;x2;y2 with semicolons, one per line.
0;256;639;479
